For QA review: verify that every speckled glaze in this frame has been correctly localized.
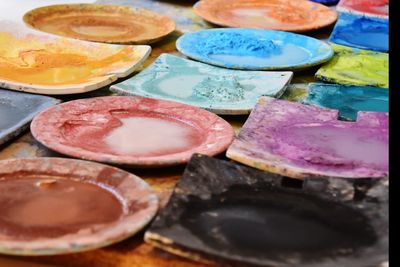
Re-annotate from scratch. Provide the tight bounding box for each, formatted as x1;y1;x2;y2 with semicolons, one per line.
315;44;388;88
176;28;333;70
23;4;176;44
110;54;293;115
329;12;388;52
303;83;388;121
0;21;151;95
0;90;60;146
31;96;235;168
0;157;158;255
226;97;388;179
337;0;388;18
193;0;337;32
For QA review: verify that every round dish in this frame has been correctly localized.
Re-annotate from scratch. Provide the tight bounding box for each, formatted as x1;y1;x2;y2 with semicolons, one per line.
31;96;235;167
176;28;333;70
23;4;176;44
0;157;158;255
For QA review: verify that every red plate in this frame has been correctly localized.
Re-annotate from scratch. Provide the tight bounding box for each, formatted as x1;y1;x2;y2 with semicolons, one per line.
31;96;235;167
337;0;388;17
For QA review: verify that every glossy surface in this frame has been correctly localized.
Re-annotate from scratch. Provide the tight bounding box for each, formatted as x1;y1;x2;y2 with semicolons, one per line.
31;96;234;167
23;4;176;44
329;12;388;52
0;21;150;95
226;97;388;178
193;0;337;32
176;28;333;70
111;54;292;114
0;90;59;146
303;83;388;121
0;157;158;255
145;155;388;267
315;44;388;88
337;0;388;17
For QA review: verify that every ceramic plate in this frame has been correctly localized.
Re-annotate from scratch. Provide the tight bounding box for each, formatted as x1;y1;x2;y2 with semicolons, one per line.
23;4;176;44
176;28;333;70
145;154;388;267
110;54;293;115
226;97;388;178
329;12;388;52
193;0;337;32
0;90;60;146
31;96;234;167
310;0;339;5
315;44;388;88
0;157;158;255
303;83;388;121
337;0;388;17
0;21;150;95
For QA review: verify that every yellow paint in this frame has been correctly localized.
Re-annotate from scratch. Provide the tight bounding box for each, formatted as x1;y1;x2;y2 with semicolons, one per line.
0;32;139;86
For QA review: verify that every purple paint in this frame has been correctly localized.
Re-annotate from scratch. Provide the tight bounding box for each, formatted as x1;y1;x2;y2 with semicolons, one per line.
226;97;388;178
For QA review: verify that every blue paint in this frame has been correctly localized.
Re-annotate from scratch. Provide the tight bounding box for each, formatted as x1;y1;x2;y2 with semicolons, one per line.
309;0;339;6
176;28;334;70
303;82;388;121
329;12;388;52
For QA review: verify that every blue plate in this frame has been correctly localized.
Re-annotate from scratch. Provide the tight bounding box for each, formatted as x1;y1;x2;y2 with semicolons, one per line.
303;82;388;121
176;28;334;70
329;12;388;52
310;0;339;6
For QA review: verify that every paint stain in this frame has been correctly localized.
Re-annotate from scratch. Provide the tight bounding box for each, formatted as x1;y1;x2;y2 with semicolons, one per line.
0;176;123;239
340;0;388;16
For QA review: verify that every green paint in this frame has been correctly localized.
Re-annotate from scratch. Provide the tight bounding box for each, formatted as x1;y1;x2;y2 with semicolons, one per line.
315;44;388;88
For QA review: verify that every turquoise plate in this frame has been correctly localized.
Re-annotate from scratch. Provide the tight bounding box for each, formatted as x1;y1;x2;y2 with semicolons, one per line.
176;28;334;70
110;54;293;115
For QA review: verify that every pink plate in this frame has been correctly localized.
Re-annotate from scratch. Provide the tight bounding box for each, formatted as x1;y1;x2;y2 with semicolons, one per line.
31;96;235;167
337;0;388;17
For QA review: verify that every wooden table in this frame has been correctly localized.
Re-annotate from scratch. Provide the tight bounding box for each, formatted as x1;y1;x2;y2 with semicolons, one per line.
0;0;333;266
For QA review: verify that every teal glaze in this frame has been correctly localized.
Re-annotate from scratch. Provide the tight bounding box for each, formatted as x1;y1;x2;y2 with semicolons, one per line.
176;28;334;70
303;83;388;121
110;54;293;115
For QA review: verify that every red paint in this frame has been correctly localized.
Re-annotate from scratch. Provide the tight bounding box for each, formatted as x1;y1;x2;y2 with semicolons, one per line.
338;0;388;16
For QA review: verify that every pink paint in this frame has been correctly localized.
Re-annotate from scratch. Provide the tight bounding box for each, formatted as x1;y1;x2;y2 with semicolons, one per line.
338;0;388;16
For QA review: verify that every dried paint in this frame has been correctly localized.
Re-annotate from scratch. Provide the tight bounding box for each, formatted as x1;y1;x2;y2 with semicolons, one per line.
329;13;388;52
338;0;388;17
315;44;388;88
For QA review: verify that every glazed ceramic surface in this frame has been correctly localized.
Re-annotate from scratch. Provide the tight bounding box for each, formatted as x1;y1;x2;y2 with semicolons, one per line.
23;4;176;44
176;28;333;70
145;154;388;267
0;90;60;146
337;0;388;17
193;0;337;32
303;83;388;121
0;157;158;255
31;96;234;167
329;12;388;52
315;44;388;88
110;54;293;115
0;21;150;95
226;97;388;178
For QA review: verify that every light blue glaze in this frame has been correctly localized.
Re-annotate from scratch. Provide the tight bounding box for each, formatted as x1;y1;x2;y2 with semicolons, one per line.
329;12;388;52
303;82;388;121
176;28;334;70
110;54;293;115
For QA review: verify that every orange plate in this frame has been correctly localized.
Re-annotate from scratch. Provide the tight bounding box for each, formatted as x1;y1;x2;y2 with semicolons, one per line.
193;0;337;32
23;4;176;44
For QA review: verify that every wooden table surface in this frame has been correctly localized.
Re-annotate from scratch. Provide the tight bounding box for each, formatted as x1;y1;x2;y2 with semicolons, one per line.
0;0;333;266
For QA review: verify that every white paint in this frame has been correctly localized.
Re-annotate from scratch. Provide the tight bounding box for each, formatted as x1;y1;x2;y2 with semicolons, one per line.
157;74;203;98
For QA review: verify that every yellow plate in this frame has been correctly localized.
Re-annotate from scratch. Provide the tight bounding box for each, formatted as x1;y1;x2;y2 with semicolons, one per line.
23;4;176;44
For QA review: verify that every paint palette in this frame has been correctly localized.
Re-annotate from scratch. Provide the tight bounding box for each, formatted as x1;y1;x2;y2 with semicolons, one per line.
303;83;388;121
226;97;388;178
176;28;333;70
145;154;388;267
0;21;150;95
31;96;234;167
0;89;60;146
193;0;337;32
0;157;158;255
23;4;176;44
315;44;388;88
329;12;388;52
337;0;388;17
110;54;293;115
